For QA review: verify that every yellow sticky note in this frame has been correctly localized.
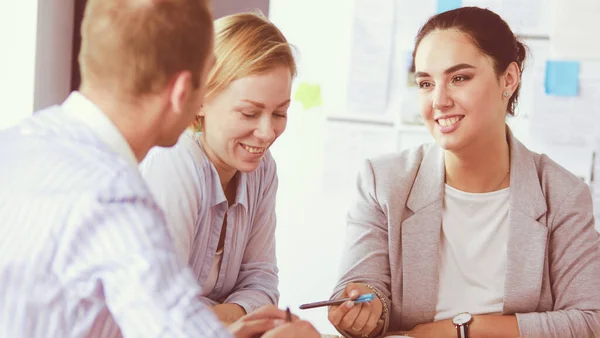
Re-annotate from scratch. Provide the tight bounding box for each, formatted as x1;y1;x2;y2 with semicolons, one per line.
294;82;322;110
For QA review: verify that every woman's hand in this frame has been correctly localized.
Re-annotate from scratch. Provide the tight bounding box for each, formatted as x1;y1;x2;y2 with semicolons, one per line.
228;305;286;338
328;282;383;337
228;305;311;338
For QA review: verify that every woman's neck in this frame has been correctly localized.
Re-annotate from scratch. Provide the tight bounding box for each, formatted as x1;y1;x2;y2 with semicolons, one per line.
444;131;510;193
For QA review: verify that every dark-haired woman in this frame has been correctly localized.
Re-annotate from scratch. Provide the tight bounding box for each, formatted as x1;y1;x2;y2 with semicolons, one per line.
327;6;600;338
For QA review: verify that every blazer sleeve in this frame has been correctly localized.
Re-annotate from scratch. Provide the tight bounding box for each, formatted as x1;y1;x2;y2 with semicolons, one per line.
516;183;600;338
331;159;393;336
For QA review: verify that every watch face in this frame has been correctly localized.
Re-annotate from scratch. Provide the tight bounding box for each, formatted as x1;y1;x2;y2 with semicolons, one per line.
452;312;473;325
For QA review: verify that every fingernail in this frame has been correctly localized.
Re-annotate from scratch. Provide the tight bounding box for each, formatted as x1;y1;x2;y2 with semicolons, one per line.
350;290;359;298
273;319;285;326
346;301;354;308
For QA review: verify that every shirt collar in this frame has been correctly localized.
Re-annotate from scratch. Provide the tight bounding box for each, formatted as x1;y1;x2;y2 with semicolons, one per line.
191;131;249;210
62;91;138;168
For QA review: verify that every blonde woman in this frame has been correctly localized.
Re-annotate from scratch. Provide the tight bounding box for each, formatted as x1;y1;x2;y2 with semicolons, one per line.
139;12;295;325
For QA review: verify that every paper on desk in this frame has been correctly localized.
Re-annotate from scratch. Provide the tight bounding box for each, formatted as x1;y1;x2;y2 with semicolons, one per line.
346;0;395;116
549;0;600;60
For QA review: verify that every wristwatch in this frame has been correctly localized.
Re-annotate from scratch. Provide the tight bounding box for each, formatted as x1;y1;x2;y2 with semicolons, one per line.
452;312;472;338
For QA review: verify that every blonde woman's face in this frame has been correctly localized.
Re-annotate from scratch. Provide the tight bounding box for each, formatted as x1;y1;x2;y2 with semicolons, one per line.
200;66;292;175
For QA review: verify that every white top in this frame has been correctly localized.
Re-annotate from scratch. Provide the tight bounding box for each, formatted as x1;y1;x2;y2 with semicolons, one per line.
434;184;510;321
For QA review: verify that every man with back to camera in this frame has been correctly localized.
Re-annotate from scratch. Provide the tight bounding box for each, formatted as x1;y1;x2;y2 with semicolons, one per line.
0;1;319;337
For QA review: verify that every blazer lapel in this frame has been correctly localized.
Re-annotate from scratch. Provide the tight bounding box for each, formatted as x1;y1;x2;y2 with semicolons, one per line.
401;145;445;328
503;130;549;314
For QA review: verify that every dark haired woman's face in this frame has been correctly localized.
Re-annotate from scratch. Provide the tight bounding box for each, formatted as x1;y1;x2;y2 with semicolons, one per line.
414;29;507;153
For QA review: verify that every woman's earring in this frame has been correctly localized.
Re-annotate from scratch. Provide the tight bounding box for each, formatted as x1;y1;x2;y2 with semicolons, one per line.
503;92;510;98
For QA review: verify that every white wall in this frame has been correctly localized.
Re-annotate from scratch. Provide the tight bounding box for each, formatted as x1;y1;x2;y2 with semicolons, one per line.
0;1;74;130
0;2;39;129
268;0;355;334
34;0;74;111
269;0;354;116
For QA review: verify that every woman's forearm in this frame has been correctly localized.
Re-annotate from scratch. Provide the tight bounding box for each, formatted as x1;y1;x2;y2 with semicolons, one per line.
469;315;519;337
388;314;520;338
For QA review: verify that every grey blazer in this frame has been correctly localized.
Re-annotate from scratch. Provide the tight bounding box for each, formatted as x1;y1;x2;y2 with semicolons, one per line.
332;130;600;338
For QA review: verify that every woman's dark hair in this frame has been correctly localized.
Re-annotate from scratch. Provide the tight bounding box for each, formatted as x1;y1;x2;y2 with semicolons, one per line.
412;6;527;116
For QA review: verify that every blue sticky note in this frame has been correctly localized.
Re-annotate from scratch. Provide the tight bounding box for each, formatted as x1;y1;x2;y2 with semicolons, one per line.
544;60;580;96
437;0;462;13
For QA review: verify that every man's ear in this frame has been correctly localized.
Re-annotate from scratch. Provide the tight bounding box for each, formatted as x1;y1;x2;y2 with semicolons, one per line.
169;70;193;115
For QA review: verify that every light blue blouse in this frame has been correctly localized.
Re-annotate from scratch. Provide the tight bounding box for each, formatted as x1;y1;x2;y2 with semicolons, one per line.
140;130;279;313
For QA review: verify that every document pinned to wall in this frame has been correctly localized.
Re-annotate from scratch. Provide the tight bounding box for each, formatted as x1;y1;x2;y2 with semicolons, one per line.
322;121;397;194
515;38;550;119
530;81;600;148
394;0;436;49
549;0;600;60
462;0;549;36
346;0;395;117
529;61;600;176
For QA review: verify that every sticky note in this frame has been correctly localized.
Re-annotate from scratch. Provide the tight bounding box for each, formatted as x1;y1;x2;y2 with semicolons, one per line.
294;82;322;110
437;0;462;13
544;60;580;96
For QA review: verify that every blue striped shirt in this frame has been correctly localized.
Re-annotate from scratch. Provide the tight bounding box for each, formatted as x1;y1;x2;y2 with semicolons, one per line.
0;93;231;338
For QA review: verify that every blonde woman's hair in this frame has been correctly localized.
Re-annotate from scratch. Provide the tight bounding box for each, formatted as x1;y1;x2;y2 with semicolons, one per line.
79;0;213;96
193;12;296;129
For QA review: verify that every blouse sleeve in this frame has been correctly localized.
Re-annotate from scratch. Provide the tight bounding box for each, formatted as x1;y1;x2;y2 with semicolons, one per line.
139;139;203;265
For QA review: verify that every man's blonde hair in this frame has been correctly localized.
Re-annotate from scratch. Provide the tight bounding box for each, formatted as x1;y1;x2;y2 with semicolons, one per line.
194;12;296;129
79;0;213;96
